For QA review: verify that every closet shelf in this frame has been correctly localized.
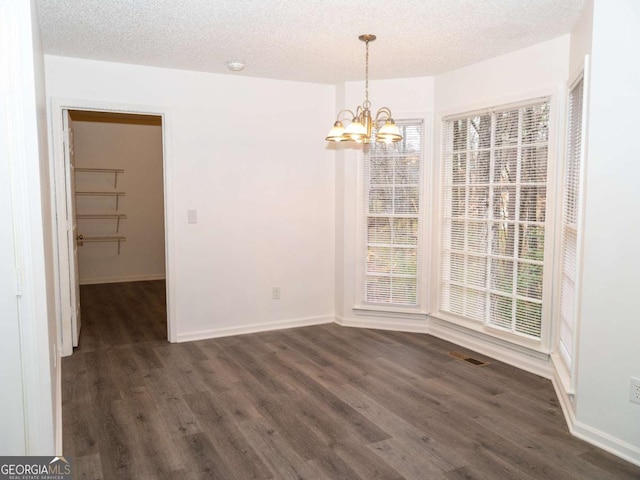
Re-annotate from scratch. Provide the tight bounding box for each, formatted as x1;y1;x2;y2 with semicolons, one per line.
75;168;128;252
76;214;127;219
75;191;125;196
75;168;124;173
77;214;127;232
76;191;125;210
75;167;125;187
79;235;127;254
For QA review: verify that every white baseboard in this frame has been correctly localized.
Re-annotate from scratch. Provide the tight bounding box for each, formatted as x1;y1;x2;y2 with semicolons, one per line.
79;273;166;285
176;315;334;343
336;315;428;334
55;355;63;455
572;420;640;467
550;362;577;431
337;313;552;379
550;359;640;467
428;317;553;379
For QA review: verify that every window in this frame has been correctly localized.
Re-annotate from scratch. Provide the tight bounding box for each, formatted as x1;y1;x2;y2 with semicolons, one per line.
558;74;586;370
364;120;424;306
440;99;550;339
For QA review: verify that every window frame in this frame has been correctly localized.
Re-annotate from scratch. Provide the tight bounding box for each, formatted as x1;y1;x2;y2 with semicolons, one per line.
354;115;432;316
552;57;590;394
433;89;561;353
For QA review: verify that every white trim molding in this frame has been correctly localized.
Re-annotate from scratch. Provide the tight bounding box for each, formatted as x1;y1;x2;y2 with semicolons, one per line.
354;113;432;314
352;306;428;321
176;315;334;343
55;358;62;455
550;358;576;433
48;97;177;353
337;314;428;334
571;422;640;468
427;316;553;379
337;313;552;379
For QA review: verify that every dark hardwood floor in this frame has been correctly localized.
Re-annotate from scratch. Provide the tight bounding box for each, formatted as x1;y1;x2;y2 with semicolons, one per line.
63;280;640;479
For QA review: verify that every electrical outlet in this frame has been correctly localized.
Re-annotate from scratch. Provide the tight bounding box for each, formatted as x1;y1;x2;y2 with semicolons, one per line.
631;377;640;405
272;287;281;300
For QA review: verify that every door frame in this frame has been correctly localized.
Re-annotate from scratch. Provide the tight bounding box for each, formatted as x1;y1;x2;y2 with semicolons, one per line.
61;111;81;347
50;98;177;355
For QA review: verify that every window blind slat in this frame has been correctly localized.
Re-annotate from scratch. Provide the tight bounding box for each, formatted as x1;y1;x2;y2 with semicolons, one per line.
440;99;550;339
558;75;586;370
364;120;424;306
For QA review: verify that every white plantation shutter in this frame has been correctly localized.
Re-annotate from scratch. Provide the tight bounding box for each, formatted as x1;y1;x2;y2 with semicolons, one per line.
440;99;550;339
364;120;424;305
558;75;586;369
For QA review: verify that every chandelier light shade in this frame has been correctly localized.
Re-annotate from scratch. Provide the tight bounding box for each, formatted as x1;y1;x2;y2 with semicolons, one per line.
325;34;402;144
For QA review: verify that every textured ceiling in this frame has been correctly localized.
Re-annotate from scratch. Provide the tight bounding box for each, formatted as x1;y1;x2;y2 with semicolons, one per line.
36;0;585;84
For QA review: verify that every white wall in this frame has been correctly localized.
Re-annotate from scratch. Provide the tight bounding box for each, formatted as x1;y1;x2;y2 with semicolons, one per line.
45;56;336;341
72;119;165;284
31;0;59;454
334;83;347;318
0;0;58;454
574;0;640;462
569;0;594;76
435;35;571;113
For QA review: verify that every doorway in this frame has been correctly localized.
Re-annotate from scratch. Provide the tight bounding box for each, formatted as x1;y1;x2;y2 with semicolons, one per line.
51;101;174;356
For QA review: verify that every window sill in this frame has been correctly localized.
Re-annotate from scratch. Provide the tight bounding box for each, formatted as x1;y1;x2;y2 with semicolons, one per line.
352;305;428;320
430;310;549;354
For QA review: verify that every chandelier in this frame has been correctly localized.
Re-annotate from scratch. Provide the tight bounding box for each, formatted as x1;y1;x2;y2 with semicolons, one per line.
325;34;402;144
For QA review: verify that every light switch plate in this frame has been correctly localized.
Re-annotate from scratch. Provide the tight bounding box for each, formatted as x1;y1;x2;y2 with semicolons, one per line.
188;209;197;224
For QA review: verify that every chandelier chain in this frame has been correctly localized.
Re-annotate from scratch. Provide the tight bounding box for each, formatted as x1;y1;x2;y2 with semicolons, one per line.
324;34;402;144
364;39;370;109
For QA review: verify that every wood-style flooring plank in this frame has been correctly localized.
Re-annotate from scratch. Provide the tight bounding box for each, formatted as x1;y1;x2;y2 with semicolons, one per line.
108;392;186;477
177;432;238;480
62;400;100;458
182;391;273;480
579;448;640;480
152;391;203;440
241;336;392;445
368;438;450;480
62;281;640;480
236;416;331;480
228;368;332;462
309;450;366;480
331;442;406;480
71;452;104;480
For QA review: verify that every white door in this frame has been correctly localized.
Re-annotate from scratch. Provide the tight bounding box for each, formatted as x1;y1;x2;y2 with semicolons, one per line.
63;110;82;346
